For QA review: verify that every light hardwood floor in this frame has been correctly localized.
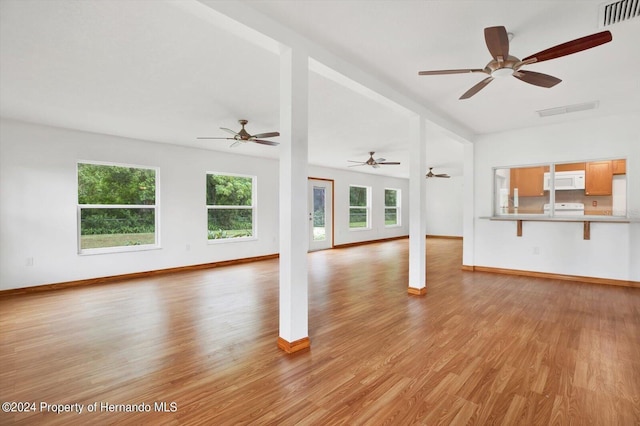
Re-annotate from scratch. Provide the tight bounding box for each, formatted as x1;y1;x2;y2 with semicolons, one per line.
1;238;639;425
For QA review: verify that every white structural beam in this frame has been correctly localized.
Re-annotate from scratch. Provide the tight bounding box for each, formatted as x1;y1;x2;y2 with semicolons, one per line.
277;46;310;353
462;143;475;269
197;0;474;144
408;115;427;295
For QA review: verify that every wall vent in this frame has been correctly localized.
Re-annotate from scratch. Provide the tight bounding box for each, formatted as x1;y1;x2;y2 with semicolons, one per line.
599;0;640;28
537;101;599;117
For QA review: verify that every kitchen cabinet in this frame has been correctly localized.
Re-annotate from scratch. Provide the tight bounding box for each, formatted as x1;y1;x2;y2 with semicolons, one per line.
555;162;586;172
585;161;613;196
510;166;546;197
612;159;626;175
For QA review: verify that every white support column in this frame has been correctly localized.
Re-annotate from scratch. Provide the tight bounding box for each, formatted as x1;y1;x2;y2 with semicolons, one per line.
408;115;427;295
462;143;475;269
278;45;310;353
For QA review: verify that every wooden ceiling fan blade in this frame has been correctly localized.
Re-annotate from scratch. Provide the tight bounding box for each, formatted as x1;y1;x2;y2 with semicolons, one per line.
459;76;494;99
252;131;280;139
419;68;486;75
484;26;510;61
513;70;562;88
435;174;450;178
522;30;612;64
379;162;401;165
252;139;279;146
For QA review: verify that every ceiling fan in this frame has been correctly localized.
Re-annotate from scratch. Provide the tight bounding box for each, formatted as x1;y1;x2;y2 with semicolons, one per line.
348;152;400;168
418;26;612;99
197;119;279;147
426;168;450;179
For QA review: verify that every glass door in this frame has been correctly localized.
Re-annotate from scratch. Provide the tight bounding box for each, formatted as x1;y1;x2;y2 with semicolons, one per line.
308;178;333;251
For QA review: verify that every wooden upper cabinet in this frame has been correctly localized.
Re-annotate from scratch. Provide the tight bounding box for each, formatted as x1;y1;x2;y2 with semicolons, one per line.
612;159;626;175
585;161;613;196
510;166;546;197
555;162;586;172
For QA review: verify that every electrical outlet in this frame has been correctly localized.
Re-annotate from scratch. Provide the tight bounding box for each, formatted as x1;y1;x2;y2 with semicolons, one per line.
26;257;34;266
533;247;540;255
185;244;191;251
592;200;597;207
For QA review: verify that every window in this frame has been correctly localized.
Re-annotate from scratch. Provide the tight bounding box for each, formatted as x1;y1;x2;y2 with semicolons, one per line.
494;158;627;217
349;185;370;229
494;165;550;215
77;162;158;254
384;188;400;227
207;173;256;241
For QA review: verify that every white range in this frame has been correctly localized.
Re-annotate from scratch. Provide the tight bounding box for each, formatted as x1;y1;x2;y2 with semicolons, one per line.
543;203;585;216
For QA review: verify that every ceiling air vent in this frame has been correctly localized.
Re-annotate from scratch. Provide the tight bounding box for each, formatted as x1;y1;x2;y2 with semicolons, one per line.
599;0;640;28
537;101;599;117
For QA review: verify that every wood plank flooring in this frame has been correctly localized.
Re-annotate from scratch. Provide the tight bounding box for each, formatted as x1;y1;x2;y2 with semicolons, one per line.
1;238;639;425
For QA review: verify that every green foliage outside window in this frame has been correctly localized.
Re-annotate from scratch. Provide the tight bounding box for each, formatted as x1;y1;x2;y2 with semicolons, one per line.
385;189;399;226
313;187;325;227
349;186;367;207
384;189;397;207
207;174;254;240
78;163;155;205
349;186;369;228
77;163;157;251
206;174;252;206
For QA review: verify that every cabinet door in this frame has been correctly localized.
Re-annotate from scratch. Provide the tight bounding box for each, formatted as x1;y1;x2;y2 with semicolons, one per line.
510;166;545;197
555;162;586;172
585;161;612;196
612;159;626;175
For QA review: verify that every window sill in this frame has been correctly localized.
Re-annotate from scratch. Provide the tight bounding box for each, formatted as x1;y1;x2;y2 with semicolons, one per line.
207;236;258;244
78;244;161;256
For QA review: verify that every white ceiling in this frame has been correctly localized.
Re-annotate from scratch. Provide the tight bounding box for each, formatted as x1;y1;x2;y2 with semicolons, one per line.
1;0;638;179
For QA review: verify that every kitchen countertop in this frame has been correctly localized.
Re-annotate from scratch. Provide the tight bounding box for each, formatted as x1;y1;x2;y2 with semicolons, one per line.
482;215;636;223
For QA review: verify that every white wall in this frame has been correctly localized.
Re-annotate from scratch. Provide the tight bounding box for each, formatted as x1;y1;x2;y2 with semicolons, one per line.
308;165;409;246
470;113;640;281
425;176;463;237
0;119;410;290
0;119;281;290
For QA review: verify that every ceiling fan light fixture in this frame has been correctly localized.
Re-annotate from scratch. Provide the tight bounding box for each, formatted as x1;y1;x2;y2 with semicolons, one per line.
492;67;514;77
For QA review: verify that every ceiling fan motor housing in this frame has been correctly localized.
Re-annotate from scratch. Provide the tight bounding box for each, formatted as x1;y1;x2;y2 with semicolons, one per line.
485;55;520;77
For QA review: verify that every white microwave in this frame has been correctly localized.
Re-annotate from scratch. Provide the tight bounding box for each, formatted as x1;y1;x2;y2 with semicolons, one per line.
543;170;585;191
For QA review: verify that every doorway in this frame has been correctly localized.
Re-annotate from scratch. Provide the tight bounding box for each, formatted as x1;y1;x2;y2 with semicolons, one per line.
308;178;333;251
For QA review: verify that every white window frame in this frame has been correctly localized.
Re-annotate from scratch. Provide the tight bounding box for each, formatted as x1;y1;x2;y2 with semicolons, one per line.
77;160;160;255
349;184;371;231
206;172;257;243
384;188;401;227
